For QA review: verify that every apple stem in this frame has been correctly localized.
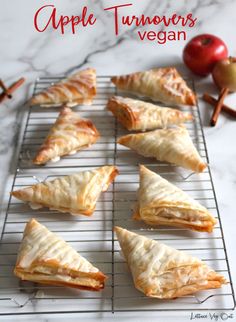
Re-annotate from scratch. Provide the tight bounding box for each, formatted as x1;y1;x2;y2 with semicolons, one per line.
210;88;229;126
201;38;212;45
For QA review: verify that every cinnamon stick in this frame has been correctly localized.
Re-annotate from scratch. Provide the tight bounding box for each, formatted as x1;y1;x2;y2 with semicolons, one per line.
229;56;236;63
203;93;236;118
0;79;12;98
0;77;25;104
210;88;229;126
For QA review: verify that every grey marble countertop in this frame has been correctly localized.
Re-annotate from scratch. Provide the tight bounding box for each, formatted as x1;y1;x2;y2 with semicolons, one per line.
0;0;236;321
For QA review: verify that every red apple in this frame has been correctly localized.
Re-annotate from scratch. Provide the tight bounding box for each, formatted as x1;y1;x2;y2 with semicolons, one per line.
212;57;236;92
183;34;228;76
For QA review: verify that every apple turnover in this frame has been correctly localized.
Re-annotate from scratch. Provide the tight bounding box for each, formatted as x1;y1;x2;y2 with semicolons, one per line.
111;67;196;106
107;96;193;131
30;68;96;106
33;106;100;165
134;165;216;232
118;126;206;172
11;166;118;216
115;226;227;299
14;219;107;290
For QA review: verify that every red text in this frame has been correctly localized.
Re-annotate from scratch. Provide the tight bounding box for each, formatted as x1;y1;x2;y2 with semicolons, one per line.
34;5;96;34
104;3;197;36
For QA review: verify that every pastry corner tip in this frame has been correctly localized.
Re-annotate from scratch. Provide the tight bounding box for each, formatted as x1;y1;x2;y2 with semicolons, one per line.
139;164;153;176
84;67;96;75
32;157;40;165
187;112;194;121
60;105;73;113
198;162;208;173
88;67;96;73
28;217;39;225
110;76;117;84
114;226;122;233
32;156;45;166
29;95;39;106
188;94;197;106
102;165;119;177
28;98;34;106
24;218;40;231
106;96;116;110
113;165;119;176
207;217;217;233
13;266;20;278
139;164;146;171
10;189;20;198
117;135;129;145
132;211;141;221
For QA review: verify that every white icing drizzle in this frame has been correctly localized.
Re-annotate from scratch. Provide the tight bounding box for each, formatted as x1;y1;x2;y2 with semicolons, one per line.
20;166;116;214
18;220;99;274
50;156;61;163
32;68;96;105
68;150;77;155
112;68;195;105
139;167;209;213
29;202;43;210
34;107;99;164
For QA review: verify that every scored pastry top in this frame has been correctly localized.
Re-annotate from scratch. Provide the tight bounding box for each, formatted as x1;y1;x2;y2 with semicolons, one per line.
14;219;107;291
33;106;100;165
115;226;227;299
134;165;216;232
111;67;196;106
118;126;206;173
16;218;99;272
30;68;97;106
107;96;193;131
11;165;119;216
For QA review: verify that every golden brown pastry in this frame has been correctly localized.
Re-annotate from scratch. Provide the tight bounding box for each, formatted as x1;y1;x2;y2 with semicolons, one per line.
30;68;96;106
115;226;227;299
107;96;193;131
134;165;216;232
11;166;118;216
14;219;107;290
111;67;196;106
118;126;206;172
33;106;100;165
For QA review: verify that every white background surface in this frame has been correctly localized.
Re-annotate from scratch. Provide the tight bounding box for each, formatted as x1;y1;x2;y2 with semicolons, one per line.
0;0;236;321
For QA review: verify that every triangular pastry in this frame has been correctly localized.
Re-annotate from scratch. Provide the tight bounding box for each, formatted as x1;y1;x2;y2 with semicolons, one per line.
107;96;193;131
134;165;216;232
14;219;107;290
11;166;118;216
118;126;206;172
115;226;227;299
30;68;96;106
33;106;100;165
111;67;196;106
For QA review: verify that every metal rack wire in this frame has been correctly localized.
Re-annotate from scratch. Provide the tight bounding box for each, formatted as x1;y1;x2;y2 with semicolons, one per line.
0;76;235;316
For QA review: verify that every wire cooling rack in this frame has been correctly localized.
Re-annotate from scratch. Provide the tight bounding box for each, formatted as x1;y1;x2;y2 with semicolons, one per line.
0;76;235;316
